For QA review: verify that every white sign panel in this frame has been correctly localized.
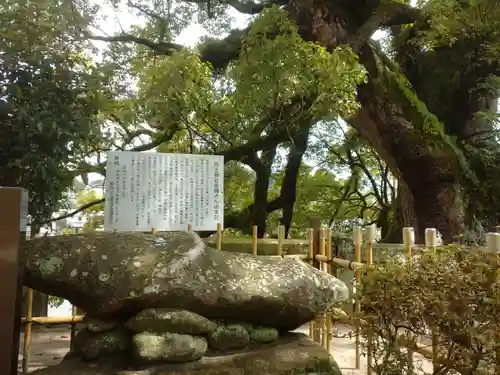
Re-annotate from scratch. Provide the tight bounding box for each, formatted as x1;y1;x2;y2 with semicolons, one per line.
104;152;224;232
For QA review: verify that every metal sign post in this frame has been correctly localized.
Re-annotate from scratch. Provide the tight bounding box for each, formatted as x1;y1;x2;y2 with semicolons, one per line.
0;187;28;375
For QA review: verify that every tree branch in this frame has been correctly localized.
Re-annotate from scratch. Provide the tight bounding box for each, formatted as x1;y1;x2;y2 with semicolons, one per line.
44;198;105;224
200;113;234;147
347;148;385;206
85;33;184;55
224;194;286;232
85;26;245;72
128;3;169;24
198;28;249;71
379;2;422;27
218;131;285;162
129;123;182;152
180;119;219;152
350;2;422;52
183;0;287;15
279;124;311;237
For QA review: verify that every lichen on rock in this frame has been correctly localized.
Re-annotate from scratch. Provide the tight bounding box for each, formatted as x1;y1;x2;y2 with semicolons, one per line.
131;332;207;363
238;322;255;333
125;308;217;335
35;256;63;276
250;327;279;343
22;231;349;331
73;327;130;360
82;316;117;333
208;323;250;351
30;333;343;375
21;230;349;372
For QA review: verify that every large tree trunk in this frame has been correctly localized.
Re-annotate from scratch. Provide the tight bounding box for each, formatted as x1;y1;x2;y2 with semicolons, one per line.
224;129;310;238
285;0;470;242
251;149;277;237
354;83;465;243
279;125;310;238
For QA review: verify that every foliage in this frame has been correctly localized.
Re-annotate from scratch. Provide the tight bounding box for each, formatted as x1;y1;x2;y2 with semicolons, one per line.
230;6;367;122
120;6;371;235
136;49;214;134
48;296;65;308
315;125;394;215
223;162;255;214
59;228;79;235
135;6;367;157
76;190;105;212
76;190;105;231
359;246;500;375
265;164;370;236
8;0;498;240
417;0;500;50
0;0;107;228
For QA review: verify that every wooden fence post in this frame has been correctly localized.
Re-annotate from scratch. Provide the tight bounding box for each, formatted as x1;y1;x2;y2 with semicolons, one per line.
216;223;222;250
307;228;315;340
22;288;33;373
365;224;376;375
486;233;500;374
252;225;258;257
319;228;327;349
425;228;439;371
325;228;333;352
403;227;415;374
0;187;27;375
309;218;322;344
353;226;363;370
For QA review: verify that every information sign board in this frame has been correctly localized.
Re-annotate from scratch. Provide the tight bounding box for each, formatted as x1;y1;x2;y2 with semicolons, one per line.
104;152;224;231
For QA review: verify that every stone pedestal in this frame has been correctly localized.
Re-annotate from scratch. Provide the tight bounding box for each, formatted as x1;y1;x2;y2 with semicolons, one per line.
30;333;342;375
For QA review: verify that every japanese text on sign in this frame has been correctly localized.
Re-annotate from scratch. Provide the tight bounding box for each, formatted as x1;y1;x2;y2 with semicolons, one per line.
104;152;224;231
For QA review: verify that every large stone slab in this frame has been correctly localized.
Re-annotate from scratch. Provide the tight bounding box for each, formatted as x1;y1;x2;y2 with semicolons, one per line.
22;231;348;331
30;333;343;375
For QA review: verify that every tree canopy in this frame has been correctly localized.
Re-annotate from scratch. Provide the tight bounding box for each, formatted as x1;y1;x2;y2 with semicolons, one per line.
2;0;500;241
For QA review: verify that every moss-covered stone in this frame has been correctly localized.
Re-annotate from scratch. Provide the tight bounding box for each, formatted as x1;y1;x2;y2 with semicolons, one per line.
125;308;217;334
250;327;279;343
131;332;207;363
73;327;130;360
30;332;343;375
208;324;250;350
82;316;117;333
239;322;255;333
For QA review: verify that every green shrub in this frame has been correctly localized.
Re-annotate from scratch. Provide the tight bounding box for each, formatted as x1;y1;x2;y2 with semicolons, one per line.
48;295;65;308
358;245;500;375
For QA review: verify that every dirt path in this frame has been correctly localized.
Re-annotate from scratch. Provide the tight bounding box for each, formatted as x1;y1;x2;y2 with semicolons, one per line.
17;324;431;374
